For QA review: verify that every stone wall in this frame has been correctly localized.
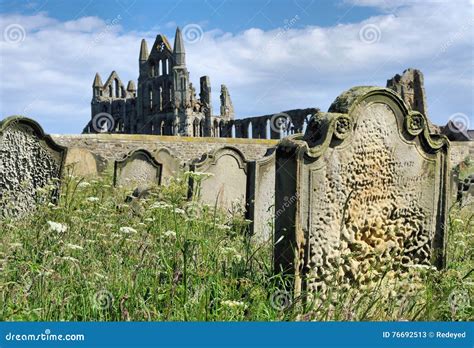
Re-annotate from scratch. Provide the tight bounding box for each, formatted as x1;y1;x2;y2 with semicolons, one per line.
52;134;277;174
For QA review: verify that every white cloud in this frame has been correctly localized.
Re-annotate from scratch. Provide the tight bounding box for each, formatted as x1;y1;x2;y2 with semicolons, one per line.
0;0;472;134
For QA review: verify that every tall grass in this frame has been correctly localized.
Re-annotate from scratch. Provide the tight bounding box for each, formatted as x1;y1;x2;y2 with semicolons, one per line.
0;169;472;321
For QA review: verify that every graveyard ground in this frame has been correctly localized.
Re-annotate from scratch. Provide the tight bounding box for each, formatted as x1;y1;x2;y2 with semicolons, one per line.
0;168;472;321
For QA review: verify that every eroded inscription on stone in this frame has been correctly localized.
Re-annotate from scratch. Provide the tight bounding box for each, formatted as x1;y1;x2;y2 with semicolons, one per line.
190;146;247;214
114;149;162;188
275;87;449;294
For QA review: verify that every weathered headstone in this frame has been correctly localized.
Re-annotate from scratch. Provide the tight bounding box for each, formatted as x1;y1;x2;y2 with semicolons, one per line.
0;116;66;218
64;147;99;177
248;150;275;242
190;146;248;213
114;149;162;188
275;87;450;294
153;147;183;184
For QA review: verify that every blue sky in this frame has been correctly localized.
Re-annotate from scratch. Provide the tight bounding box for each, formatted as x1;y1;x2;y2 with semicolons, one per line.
0;0;472;133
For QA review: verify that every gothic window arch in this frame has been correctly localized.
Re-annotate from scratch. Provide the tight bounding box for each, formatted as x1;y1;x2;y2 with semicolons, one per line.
114;79;120;98
150;62;155;77
148;85;153;111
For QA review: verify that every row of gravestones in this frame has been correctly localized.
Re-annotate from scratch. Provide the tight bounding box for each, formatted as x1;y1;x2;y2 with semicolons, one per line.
112;145;276;242
1;87;463;296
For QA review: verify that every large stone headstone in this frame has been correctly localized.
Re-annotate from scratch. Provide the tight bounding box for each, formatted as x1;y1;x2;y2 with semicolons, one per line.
0;116;66;218
64;147;99;177
190;146;248;213
275;87;450;294
153;147;183;184
248;150;275;242
114;149;162;188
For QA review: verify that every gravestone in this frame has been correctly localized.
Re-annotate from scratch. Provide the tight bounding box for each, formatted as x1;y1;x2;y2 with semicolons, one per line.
64;147;99;177
114;149;162;188
190;146;248;213
248;150;275;242
274;87;450;295
153;147;183;184
0;116;66;218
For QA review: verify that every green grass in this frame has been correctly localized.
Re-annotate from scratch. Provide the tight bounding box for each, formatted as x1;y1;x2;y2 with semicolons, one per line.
0;169;472;321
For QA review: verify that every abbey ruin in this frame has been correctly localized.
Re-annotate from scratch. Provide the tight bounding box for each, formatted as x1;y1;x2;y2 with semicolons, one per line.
83;28;316;138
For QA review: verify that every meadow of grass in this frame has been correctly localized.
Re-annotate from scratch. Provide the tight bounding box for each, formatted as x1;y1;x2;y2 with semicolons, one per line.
0;168;472;321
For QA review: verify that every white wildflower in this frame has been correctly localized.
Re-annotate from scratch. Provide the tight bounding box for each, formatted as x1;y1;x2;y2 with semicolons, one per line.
66;243;84;251
77;182;91;188
164;230;177;240
150;201;172;210
174;208;185;215
47;221;68;233
86;196;100;202
222;300;246;308
144;218;154;222
120;227;138;234
217;224;231;230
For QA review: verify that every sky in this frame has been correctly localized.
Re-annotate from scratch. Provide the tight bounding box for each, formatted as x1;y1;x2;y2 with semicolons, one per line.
0;0;473;134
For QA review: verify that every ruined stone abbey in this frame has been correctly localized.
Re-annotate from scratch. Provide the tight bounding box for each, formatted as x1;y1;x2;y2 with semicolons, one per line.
83;27;235;137
83;27;316;139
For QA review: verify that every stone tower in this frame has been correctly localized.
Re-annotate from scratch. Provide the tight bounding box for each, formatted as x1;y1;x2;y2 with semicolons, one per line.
386;68;428;117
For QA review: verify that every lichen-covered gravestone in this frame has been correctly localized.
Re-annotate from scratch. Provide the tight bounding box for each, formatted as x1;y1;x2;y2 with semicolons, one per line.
274;87;450;295
114;149;162;188
0;116;66;218
190;146;248;213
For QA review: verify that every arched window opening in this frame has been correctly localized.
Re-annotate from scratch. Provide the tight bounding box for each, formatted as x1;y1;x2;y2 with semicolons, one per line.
114;79;120;98
161;121;166;135
199;119;205;137
159;86;163;111
150;63;155;77
149;86;153;111
109;85;113;97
